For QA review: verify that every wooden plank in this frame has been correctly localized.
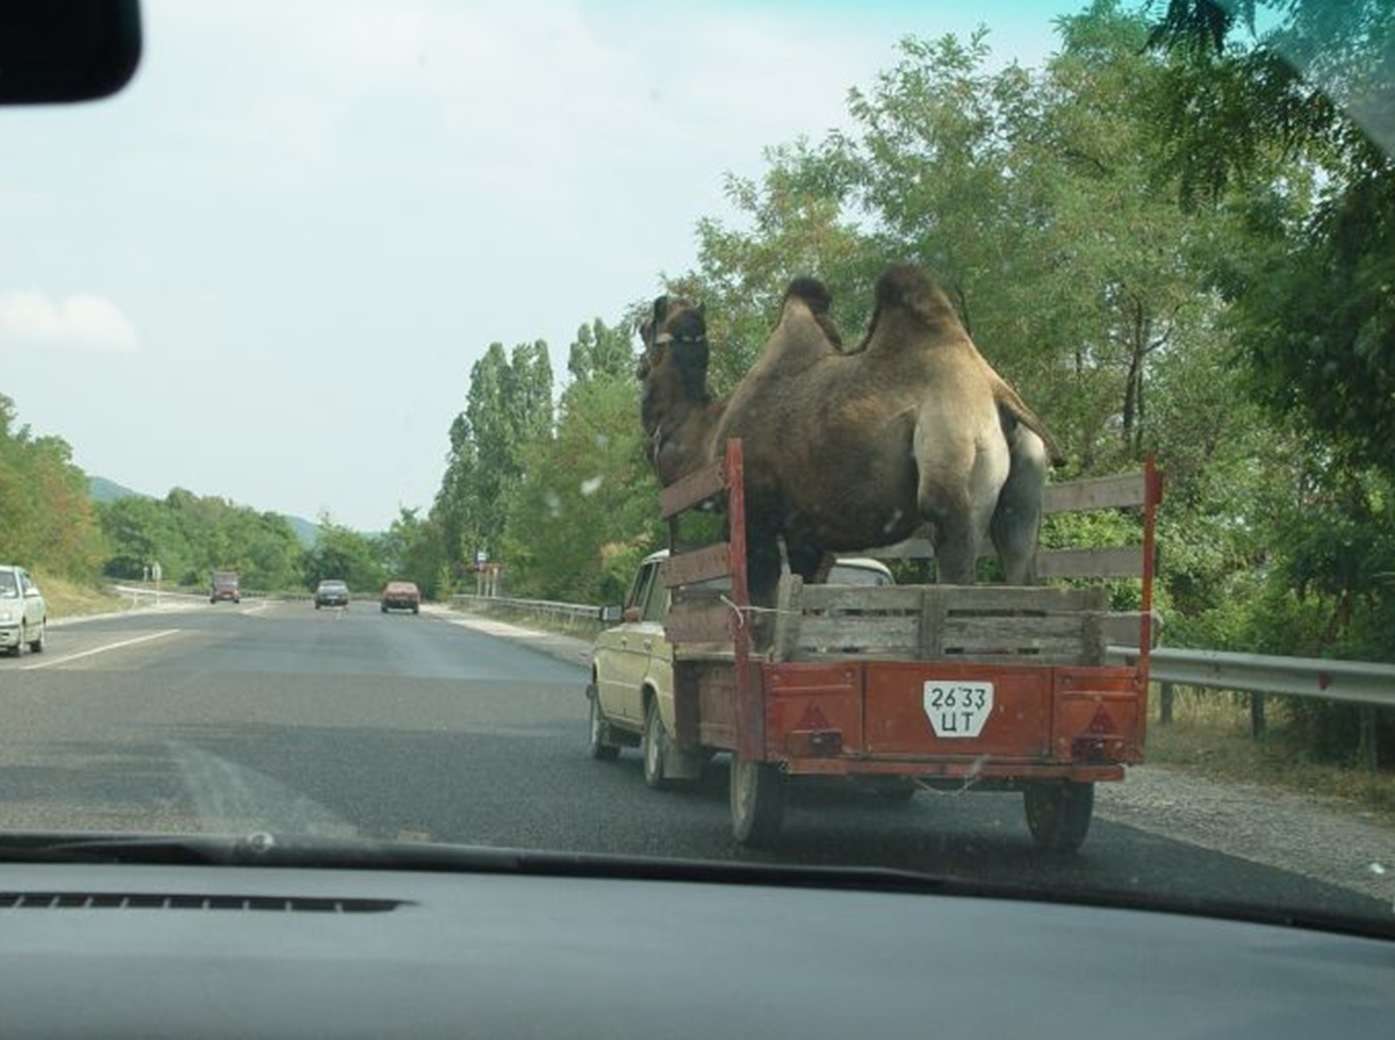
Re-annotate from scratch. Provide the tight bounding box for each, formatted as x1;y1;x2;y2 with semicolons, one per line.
661;542;731;587
919;587;945;658
797;616;919;653
937;585;1109;613
659;460;726;519
944;634;1087;656
673;661;701;749
1044;472;1147;514
665;602;731;645
942;615;1086;644
1099;610;1163;648
1037;546;1144;579
671;585;727;608
772;573;803;663
799;585;925;613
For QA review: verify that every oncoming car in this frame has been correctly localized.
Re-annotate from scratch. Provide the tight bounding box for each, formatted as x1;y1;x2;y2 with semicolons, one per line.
314;580;349;609
381;580;421;614
0;564;46;657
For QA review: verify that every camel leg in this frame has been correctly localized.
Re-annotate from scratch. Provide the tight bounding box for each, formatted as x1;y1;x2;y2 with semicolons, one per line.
930;510;980;584
991;426;1048;585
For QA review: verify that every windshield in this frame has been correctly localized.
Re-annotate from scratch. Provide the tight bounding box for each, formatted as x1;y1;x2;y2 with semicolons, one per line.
2;0;1392;936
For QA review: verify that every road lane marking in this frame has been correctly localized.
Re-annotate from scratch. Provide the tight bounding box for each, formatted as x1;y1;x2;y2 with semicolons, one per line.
238;602;271;617
21;629;182;671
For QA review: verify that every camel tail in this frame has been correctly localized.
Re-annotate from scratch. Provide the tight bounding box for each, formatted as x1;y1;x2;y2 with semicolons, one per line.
992;377;1065;466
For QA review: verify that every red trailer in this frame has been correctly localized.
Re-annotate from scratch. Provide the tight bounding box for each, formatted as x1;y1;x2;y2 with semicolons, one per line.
661;439;1163;849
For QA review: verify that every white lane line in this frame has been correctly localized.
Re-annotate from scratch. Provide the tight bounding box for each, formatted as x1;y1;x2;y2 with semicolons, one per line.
238;602;271;617
20;629;182;671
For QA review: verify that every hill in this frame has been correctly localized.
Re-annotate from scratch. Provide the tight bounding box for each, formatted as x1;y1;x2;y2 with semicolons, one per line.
89;474;320;547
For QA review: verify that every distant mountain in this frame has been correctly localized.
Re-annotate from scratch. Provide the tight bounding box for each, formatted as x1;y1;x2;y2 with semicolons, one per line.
285;514;321;549
89;474;321;548
88;475;146;503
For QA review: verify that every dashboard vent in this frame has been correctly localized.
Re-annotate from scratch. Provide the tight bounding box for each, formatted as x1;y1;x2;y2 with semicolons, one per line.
0;892;404;913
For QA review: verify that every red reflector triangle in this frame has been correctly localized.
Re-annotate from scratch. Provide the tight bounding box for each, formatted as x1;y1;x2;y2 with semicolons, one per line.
1087;705;1115;734
797;703;831;730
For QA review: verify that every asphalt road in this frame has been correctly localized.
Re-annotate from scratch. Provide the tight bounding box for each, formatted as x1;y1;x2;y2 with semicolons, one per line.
0;601;1386;922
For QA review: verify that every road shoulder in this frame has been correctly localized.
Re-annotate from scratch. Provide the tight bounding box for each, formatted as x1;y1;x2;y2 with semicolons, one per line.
425;606;591;671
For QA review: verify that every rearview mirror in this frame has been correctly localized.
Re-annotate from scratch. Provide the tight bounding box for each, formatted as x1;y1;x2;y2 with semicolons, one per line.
599;605;622;624
0;1;142;104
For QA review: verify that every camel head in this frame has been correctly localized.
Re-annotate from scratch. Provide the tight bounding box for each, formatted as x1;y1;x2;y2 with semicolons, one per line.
637;294;715;484
638;293;710;402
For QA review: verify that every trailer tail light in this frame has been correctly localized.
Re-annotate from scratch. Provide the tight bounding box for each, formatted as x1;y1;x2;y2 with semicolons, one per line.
785;729;843;757
1072;704;1127;763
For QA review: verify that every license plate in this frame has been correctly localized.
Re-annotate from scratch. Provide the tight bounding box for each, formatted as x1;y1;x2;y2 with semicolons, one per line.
923;681;994;738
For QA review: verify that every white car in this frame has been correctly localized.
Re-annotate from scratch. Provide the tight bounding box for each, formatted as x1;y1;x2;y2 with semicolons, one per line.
587;551;892;785
0;564;47;657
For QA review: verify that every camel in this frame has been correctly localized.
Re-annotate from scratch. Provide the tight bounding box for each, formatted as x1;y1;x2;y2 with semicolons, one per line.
638;264;1060;606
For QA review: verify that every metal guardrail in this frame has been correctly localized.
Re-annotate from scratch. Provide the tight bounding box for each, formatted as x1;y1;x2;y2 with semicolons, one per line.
1107;646;1395;709
449;594;603;635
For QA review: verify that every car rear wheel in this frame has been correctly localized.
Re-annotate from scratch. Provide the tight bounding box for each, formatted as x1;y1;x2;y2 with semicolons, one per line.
588;689;621;761
380;604;388;613
642;697;670;789
1024;781;1094;854
28;620;44;654
412;605;420;615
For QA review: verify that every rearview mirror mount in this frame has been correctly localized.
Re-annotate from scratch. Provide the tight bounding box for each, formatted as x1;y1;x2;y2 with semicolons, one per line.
0;1;142;104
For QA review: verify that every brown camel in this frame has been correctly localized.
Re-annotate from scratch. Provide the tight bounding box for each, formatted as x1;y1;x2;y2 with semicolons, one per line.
639;265;1059;606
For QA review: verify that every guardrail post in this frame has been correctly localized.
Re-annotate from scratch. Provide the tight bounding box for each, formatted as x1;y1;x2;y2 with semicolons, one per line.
1158;682;1173;726
1357;707;1379;772
1249;692;1266;739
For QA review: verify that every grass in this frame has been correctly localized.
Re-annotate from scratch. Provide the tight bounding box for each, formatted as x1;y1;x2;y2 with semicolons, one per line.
1145;686;1395;825
32;572;126;620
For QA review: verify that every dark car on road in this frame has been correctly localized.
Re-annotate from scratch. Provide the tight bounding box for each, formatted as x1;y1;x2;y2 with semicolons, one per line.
314;580;349;609
381;580;420;614
209;570;240;604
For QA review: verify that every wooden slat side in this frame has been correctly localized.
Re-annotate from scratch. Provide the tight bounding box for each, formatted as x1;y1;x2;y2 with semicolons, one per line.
1038;546;1145;579
936;585;1108;613
796;616;919;654
942;652;1089;667
1044;472;1147;514
772;574;803;663
665;602;732;645
941;615;1087;643
943;635;1087;657
661;542;732;587
799;585;924;613
919;587;945;658
659;461;727;519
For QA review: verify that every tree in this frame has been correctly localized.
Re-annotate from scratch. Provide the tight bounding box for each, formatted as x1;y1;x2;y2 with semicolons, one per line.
301;514;385;593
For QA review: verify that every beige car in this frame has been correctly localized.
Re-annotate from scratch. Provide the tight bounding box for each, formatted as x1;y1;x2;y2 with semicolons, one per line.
586;550;893;787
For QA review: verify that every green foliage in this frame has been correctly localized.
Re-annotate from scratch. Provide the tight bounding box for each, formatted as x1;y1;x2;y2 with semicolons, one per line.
500;375;663;603
99;486;303;590
0;394;106;580
300;514;386;593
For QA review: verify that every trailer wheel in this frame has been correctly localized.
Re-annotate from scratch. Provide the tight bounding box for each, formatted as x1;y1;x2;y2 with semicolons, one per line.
1024;781;1094;854
587;688;621;761
730;755;784;847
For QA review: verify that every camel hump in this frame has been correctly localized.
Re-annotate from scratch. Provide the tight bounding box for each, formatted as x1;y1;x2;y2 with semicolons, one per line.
783;276;833;314
874;265;962;331
993;377;1065;466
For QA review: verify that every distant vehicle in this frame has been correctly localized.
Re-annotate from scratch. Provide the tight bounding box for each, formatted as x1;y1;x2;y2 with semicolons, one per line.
0;564;46;658
314;580;350;610
381;581;420;614
210;571;240;604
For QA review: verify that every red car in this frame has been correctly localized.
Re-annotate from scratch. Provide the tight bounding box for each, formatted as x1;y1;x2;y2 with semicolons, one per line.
380;581;420;614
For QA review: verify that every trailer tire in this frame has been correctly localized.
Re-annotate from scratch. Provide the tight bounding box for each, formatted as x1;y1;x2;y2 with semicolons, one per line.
1024;781;1094;854
730;755;784;847
588;688;621;761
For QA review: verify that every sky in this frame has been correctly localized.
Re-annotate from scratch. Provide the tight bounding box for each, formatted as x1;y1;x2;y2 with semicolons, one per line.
0;0;1077;530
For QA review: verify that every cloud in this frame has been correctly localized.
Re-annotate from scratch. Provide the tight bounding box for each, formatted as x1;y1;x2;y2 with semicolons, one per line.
0;291;139;354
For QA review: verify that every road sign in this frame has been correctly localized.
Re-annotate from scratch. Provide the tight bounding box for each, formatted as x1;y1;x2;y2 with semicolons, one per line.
475;550;487;566
152;561;162;583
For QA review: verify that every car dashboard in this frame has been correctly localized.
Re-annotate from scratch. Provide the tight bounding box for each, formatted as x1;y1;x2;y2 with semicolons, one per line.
1;860;1391;1038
